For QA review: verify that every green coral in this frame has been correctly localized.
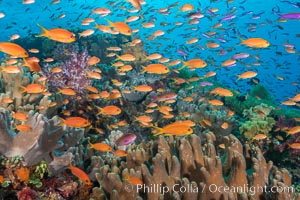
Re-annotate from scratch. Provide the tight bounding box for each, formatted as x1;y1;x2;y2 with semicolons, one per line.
239;104;276;140
28;160;51;188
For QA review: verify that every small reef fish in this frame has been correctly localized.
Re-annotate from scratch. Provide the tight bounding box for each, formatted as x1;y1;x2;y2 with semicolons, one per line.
36;24;76;43
20;84;45;94
123;175;143;185
0;42;28;58
60;117;91;128
105;19;132;36
88;141;112;152
97;105;122;116
143;64;169;74
240;38;270;48
113;150;128;157
152;122;193;136
115;133;137;146
68;164;92;186
237;71;257;81
210;87;233;97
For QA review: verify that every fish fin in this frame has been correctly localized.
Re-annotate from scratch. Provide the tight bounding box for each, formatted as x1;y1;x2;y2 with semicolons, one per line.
105;19;114;27
36;24;48;37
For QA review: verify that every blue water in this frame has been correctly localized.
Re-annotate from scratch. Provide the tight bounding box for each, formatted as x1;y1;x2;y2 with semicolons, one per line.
0;0;299;105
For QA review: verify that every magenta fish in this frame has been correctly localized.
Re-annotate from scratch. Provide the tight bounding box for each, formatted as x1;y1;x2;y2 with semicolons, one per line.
115;133;136;146
279;13;300;19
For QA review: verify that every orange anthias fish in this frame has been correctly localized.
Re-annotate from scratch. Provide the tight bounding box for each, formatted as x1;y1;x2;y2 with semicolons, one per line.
105;19;132;36
88;140;112;152
21;84;45;94
143;64;169;74
127;0;142;10
152;122;193;136
286;126;300;135
210;87;233;97
240;38;270;48
123;175;143;185
36;24;76;43
180;59;207;70
97;105;122;116
23;57;41;73
0;42;28;58
68;164;92;186
237;71;257;81
61;117;91;128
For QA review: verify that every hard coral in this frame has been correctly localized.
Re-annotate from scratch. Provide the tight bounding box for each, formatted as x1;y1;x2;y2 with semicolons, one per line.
93;134;298;200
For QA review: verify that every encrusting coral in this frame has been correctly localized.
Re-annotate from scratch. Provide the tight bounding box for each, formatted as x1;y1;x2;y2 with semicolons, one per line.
91;133;299;200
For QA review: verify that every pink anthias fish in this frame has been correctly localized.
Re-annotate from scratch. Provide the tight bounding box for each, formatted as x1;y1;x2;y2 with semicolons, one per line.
115;133;136;146
152;92;177;102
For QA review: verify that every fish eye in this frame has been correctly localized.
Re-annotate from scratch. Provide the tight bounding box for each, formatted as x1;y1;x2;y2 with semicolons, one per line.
188;128;192;131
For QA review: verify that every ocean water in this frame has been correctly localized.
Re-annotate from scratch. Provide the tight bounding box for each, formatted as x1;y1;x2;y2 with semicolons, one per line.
0;0;299;105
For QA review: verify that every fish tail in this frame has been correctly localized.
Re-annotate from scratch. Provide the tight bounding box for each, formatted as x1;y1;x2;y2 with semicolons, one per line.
87;140;93;148
36;24;48;37
238;37;244;45
96;106;103;115
19;86;27;94
105;18;114;27
177;60;186;70
151;126;163;136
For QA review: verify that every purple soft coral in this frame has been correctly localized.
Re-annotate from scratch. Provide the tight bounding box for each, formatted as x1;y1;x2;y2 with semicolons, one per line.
42;48;92;96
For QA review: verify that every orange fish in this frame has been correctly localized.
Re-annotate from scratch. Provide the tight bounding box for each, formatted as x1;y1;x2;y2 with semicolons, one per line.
252;134;267;140
58;88;76;96
113;150;128;157
88;140;112;152
237;71;257;81
105;19;132;36
180;59;207;70
240;37;270;48
143;64;169;74
152;122;193;136
134;85;152;92
23;57;41;73
36;24;76;43
0;42;28;58
221;122;228;129
97;105;122;116
0;65;20;74
12;112;28;122
286;126;300;135
61;117;91;128
68;164;92;186
123;175;143;185
127;0;142;10
288;143;300;149
180;4;194;12
208;99;224;106
15;124;32;132
210;87;233;97
21;84;45;94
88;56;100;66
